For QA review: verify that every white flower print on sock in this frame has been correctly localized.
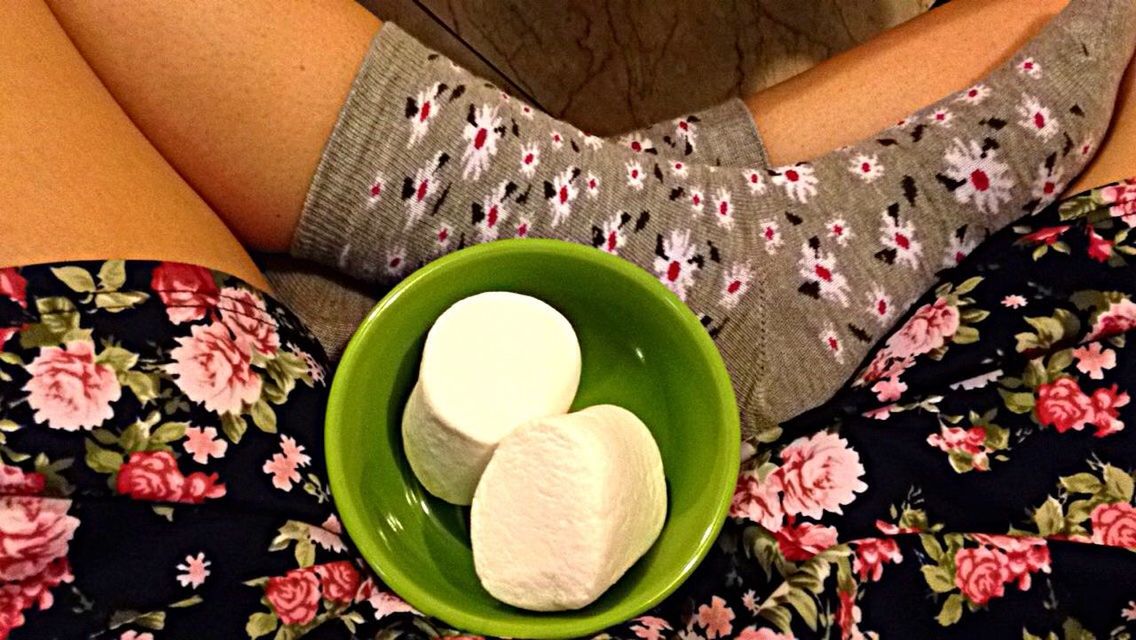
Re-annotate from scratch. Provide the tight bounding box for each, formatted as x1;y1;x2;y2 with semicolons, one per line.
1017;94;1059;141
406;83;446;147
550;130;565;150
826;218;854;246
742;169;767;194
955;83;992;105
674;117;698;153
402;152;447;226
519;143;540;177
626;161;646;190
799;244;850;307
943;231;979;267
719;262;753;310
879;211;923;269
583;134;603;150
653;229;699;300
758;219;782;255
585;172;600;198
474;181;511;242
1031;158;1066;207
520;103;535;120
367;172;385;206
689;187;705;214
435;224;453;251
545;168;579;226
623;134;655;155
461;104;503;180
598;213;626;255
385;247;407;276
819;323;845;364
939;139;1015;214
712;188;734;229
671;161;689;179
770;164;818;203
515;217;532;238
1018;57;1042;79
848;154;884;184
865;283;894;326
928;107;954;128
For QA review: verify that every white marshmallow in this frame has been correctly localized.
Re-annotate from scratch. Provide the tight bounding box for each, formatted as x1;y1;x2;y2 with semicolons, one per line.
402;292;581;505
471;405;666;611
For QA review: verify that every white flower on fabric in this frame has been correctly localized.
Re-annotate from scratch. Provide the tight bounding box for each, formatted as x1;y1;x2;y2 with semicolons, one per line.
742;169;767;194
943;232;979;268
955;83;992;105
848;153;884;184
893;117;913;130
928;107;955;128
461;104;503;180
434;224;453;251
689;187;706;214
403;153;446;226
626;161;646;190
407;83;446;146
516;217;533;238
770;164;818;203
476;182;511;243
546;169;578;227
941;138;1015;214
1079;136;1096;159
719;262;754;310
879;212;923;269
308;514;347;552
758;219;782;255
550;130;565;150
176;552;211;589
623;134;655;155
671;161;689;179
1002;294;1028;309
712;188;734;229
598;214;626;255
583;134;603;150
1018;57;1042;79
827;218;854;246
183;426;227;464
585;172;601;199
367;172;385;206
653;229;699;300
385;247;408;276
520;104;535;120
1017;94;1059;141
519;143;540;178
674;117;698;152
799;244;850;307
865;283;893;326
1030;160;1066;208
819;323;845;363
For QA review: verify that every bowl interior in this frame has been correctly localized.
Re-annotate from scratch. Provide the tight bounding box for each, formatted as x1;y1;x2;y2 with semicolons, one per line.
326;240;739;639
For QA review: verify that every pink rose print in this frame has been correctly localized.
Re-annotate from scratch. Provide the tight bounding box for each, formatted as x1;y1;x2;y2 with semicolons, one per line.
1088;228;1114;263
167;321;262;415
1074;343;1117;380
852;537;903;582
870;377;907;403
774;521;838;561
736;628;793;640
24;340;121;432
367;588;417;620
120;632;155;640
0;497;78;582
954;546;1009;605
835;588;861;640
182;426;228;464
695;596;734;639
217;287;280;356
1101;178;1136;225
308;515;347;553
0;465;45;496
1020;224;1071;246
151;262;220;324
778;432;867;519
970;535;1051;590
265;568;321;626
886;298;960;360
115;451;225;504
1091;502;1136;547
176;552;211;589
0;557;73;640
1035;377;1093;433
1087;298;1136;341
263;435;312;492
631;615;673;640
315;561;361;604
730;469;784;531
1088;385;1129;437
927;426;991;470
0;268;28;347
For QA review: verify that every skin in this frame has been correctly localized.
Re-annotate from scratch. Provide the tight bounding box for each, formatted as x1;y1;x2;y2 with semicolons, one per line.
5;0;1134;278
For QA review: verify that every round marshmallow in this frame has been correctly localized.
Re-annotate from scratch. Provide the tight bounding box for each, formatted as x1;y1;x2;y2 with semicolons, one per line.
402;292;581;505
471;405;667;611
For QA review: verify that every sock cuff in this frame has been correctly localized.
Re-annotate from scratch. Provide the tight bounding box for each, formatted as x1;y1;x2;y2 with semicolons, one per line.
687;99;770;169
292;22;427;267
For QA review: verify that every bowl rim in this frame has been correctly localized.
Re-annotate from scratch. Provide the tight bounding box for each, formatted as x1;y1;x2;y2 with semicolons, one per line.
325;239;740;639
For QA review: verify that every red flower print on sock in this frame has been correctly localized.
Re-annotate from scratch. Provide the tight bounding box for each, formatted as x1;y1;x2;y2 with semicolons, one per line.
151;262;220;325
266;568;321;626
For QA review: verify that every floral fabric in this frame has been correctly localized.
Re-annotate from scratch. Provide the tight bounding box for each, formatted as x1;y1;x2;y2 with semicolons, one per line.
5;180;1136;639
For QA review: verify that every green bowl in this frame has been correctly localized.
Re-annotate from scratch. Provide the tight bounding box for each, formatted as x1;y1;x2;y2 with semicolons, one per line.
326;239;739;639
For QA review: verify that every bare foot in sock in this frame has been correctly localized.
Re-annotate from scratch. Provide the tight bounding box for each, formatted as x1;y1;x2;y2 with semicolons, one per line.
293;0;1136;440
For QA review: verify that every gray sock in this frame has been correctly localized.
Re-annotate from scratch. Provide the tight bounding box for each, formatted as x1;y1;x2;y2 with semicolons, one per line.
293;0;1136;441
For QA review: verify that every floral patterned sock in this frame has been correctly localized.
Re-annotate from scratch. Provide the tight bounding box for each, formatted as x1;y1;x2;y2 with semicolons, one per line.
292;0;1136;440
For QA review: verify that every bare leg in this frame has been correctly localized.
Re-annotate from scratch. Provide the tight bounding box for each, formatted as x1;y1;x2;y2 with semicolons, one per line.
44;0;1136;256
0;0;268;289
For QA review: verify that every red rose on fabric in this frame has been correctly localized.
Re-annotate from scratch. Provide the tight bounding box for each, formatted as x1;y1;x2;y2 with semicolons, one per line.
971;535;1051;590
167;321;262;415
1088;385;1130;437
0;497;79;582
730;468;784;531
1087;298;1136;341
1035;378;1093;433
886;297;960;359
24;340;121;432
217;287;280;356
1090;502;1136;547
0;268;28;347
266;568;322;625
773;521;838;561
954;546;1009;605
1020;225;1071;246
179;471;226;503
1087;228;1114;263
852;537;903;582
0;465;45;496
1101;179;1136;225
0;557;73;640
116;451;184;502
315;561;361;604
835;588;860;640
151;262;220;325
